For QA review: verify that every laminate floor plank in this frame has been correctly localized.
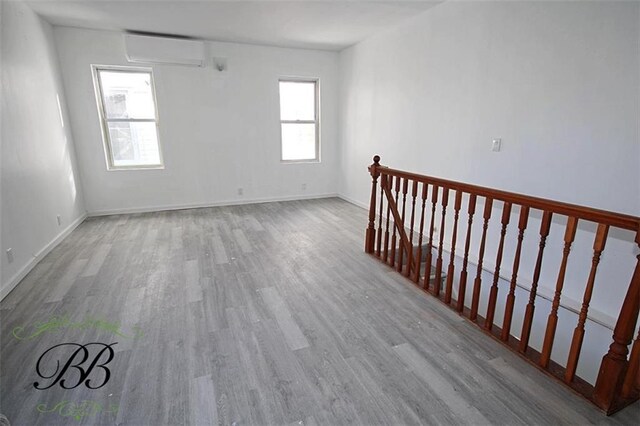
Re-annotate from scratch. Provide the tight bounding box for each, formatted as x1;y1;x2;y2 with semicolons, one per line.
81;243;112;277
191;374;219;426
393;342;489;424
1;198;638;425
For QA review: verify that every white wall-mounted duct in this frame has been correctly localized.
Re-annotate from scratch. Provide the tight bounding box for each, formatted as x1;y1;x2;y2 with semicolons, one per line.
124;33;206;67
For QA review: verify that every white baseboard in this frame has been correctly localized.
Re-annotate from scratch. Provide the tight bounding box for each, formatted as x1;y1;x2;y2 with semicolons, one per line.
87;193;339;216
435;239;618;330
1;213;88;301
337;194;368;210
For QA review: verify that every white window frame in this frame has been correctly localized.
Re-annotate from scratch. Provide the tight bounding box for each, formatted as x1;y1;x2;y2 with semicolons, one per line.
91;65;164;171
278;78;320;163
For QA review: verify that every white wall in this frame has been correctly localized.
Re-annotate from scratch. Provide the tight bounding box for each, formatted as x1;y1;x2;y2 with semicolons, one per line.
1;0;86;298
338;0;640;383
339;0;639;216
54;27;340;215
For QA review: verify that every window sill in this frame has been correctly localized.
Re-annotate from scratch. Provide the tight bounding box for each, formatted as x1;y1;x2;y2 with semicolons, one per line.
281;160;320;164
106;165;165;171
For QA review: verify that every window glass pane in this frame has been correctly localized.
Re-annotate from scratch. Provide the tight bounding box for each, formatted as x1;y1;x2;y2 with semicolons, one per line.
107;122;161;166
100;71;156;119
279;81;315;121
281;123;316;161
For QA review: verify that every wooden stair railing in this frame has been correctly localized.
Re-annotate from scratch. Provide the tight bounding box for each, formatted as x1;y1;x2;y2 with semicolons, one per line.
364;155;640;415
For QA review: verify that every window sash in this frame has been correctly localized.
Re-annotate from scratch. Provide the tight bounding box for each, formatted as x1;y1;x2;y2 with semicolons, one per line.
279;79;319;162
93;65;163;170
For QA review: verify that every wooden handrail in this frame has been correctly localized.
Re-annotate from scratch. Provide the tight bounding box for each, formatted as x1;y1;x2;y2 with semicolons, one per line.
377;166;640;232
365;155;640;416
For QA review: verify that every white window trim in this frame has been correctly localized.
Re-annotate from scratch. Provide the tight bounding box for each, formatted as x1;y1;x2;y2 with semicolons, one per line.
91;64;164;171
278;77;320;163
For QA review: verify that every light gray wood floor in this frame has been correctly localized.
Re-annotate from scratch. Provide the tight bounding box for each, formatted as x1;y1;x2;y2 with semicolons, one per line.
1;198;638;425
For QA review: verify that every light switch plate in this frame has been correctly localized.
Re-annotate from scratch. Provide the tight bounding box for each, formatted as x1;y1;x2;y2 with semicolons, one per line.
492;138;502;152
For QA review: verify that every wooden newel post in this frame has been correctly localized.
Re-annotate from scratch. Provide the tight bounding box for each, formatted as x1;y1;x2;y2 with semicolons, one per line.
593;229;640;414
365;155;381;253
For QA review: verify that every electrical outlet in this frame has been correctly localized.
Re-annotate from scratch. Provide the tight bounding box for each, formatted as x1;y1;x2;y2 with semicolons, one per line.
6;248;13;264
301;183;307;191
238;188;243;196
56;215;62;226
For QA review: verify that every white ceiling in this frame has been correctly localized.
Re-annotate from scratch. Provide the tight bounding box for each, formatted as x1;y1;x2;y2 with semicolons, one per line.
26;0;441;51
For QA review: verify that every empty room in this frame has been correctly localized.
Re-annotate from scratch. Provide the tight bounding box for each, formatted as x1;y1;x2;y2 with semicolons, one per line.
1;0;639;424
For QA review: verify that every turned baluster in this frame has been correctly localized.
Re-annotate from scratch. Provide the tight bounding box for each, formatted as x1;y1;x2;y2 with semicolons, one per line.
501;206;530;341
593;234;640;413
397;178;409;273
423;185;439;290
457;194;477;313
365;155;381;253
390;176;401;267
383;175;393;263
485;202;512;331
405;180;419;277
470;198;493;321
445;190;463;304
520;211;553;353
540;216;579;368
434;188;449;297
413;183;429;283
376;174;385;257
565;224;609;382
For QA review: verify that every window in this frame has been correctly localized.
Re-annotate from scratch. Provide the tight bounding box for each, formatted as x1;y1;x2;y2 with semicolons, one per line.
93;66;163;169
279;79;319;162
